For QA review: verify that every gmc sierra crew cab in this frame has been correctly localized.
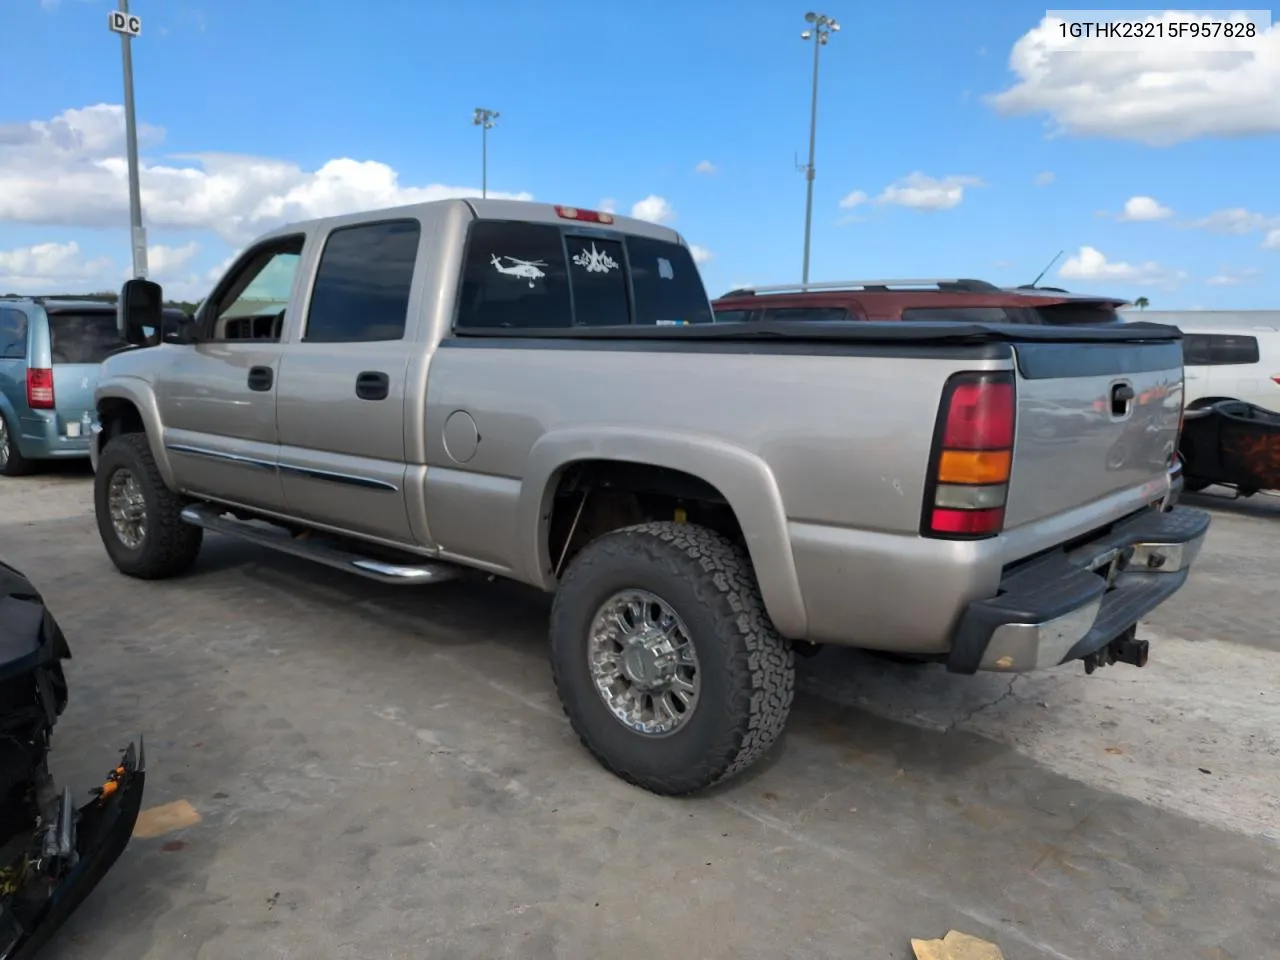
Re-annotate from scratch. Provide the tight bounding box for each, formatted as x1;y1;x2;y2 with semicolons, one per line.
90;198;1209;796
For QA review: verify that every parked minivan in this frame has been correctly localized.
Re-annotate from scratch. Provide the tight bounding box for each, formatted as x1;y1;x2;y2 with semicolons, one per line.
0;297;133;476
1124;310;1280;412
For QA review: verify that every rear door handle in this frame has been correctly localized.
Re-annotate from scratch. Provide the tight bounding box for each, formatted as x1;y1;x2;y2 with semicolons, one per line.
356;371;390;401
247;366;274;392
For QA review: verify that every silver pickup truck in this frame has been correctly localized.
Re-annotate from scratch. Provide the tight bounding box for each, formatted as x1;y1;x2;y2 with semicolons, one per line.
91;199;1209;795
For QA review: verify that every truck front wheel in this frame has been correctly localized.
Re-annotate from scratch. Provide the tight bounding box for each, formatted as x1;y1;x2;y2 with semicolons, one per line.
94;432;203;579
549;521;795;795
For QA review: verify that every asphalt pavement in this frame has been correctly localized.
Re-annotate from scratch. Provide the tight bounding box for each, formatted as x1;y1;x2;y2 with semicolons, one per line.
3;466;1277;960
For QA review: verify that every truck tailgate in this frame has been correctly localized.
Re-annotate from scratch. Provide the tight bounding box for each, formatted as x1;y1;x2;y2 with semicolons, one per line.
1004;339;1183;528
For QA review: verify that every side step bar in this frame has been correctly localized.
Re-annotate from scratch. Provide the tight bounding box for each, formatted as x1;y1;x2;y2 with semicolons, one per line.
179;504;460;586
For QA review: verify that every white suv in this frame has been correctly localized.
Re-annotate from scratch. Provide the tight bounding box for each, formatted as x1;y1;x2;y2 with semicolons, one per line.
1126;310;1280;413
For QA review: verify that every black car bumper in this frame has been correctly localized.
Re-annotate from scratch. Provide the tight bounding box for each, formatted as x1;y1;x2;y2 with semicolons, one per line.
1;742;146;960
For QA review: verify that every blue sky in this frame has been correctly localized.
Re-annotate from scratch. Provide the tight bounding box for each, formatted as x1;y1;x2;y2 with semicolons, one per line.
1;0;1276;308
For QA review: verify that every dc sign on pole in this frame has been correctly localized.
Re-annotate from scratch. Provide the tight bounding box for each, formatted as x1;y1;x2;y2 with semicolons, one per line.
108;10;142;37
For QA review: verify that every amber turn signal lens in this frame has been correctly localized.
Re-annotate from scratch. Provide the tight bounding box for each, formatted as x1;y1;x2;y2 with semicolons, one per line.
937;449;1012;485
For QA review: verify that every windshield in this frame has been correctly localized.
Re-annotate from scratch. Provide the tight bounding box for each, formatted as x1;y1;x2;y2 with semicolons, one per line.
48;311;127;364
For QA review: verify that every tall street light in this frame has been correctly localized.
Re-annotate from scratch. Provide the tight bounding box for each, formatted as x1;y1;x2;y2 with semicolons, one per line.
472;107;499;200
108;0;148;278
799;11;839;286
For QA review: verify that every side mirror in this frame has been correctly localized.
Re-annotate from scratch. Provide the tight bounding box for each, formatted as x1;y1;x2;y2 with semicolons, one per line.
118;278;164;346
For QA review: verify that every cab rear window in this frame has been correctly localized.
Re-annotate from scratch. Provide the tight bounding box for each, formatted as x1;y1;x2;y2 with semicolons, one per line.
455;220;712;330
49;312;126;364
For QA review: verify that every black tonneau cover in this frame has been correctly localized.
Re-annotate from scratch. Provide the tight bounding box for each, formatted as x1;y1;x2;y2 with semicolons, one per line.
452;319;1182;345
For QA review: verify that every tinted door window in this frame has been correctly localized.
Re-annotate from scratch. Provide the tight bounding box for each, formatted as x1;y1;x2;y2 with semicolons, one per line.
305;220;420;343
0;308;26;359
1182;334;1260;366
566;235;630;326
761;306;851;323
626;236;713;326
457;221;572;329
1210;334;1260;365
713;309;752;323
48;311;126;363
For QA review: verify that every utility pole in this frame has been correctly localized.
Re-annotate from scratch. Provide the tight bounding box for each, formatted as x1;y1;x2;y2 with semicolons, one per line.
108;0;147;278
798;12;839;286
472;107;500;199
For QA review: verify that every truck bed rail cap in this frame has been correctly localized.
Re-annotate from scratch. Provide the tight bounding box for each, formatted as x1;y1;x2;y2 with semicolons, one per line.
451;319;1184;345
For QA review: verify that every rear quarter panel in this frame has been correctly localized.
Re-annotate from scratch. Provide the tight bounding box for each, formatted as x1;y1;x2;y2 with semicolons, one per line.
422;339;1009;641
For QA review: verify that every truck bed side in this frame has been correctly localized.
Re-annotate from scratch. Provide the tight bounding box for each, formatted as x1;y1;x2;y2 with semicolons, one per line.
421;322;1183;650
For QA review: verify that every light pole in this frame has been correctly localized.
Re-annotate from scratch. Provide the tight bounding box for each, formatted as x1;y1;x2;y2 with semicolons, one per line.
472;107;499;199
108;0;147;278
798;11;839;286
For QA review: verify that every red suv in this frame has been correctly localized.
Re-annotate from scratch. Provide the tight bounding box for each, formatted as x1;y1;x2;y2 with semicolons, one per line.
711;278;1129;325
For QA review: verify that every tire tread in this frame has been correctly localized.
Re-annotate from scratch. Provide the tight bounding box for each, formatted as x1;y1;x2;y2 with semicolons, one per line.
96;432;202;579
550;521;794;795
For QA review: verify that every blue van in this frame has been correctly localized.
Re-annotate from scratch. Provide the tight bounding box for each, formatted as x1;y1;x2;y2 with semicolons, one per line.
0;298;131;476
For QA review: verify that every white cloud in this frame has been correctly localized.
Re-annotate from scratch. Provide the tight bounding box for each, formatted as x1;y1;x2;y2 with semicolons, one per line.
630;195;675;224
598;197;616;214
838;190;869;209
689;245;713;264
694;160;718;175
0;241;111;291
0;105;533;245
1034;171;1055;186
1205;267;1262;286
988;13;1280;145
0;237;208;296
1117;196;1174;222
1189;207;1278;235
1058;245;1185;287
146;242;200;276
1265;229;1280;250
876;173;982;211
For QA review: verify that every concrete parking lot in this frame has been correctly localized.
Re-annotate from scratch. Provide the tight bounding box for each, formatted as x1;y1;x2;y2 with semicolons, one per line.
4;468;1278;960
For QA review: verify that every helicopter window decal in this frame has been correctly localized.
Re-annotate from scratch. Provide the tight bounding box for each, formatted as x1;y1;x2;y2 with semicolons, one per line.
490;254;548;288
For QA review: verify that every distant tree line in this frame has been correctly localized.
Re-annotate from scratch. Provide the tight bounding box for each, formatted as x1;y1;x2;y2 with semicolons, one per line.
1;290;201;314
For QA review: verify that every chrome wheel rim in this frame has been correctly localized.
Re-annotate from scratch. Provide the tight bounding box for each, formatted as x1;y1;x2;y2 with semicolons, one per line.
587;589;700;736
0;419;9;470
107;468;147;549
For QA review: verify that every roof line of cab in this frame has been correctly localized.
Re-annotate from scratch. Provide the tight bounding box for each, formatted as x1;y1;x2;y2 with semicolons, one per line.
250;197;686;247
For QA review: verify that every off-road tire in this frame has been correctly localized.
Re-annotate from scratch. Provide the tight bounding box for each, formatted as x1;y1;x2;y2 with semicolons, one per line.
550;521;795;795
0;413;36;477
95;432;203;579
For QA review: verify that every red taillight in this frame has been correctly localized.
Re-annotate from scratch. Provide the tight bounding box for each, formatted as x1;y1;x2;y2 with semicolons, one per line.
942;381;1015;449
1271;375;1280;386
26;368;54;409
930;507;1006;535
554;205;615;225
924;373;1015;539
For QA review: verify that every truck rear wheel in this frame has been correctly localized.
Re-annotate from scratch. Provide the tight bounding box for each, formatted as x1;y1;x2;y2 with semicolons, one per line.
94;432;203;579
549;521;795;795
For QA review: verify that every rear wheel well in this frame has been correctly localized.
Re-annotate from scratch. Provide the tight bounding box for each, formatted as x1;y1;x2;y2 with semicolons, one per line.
546;461;746;578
